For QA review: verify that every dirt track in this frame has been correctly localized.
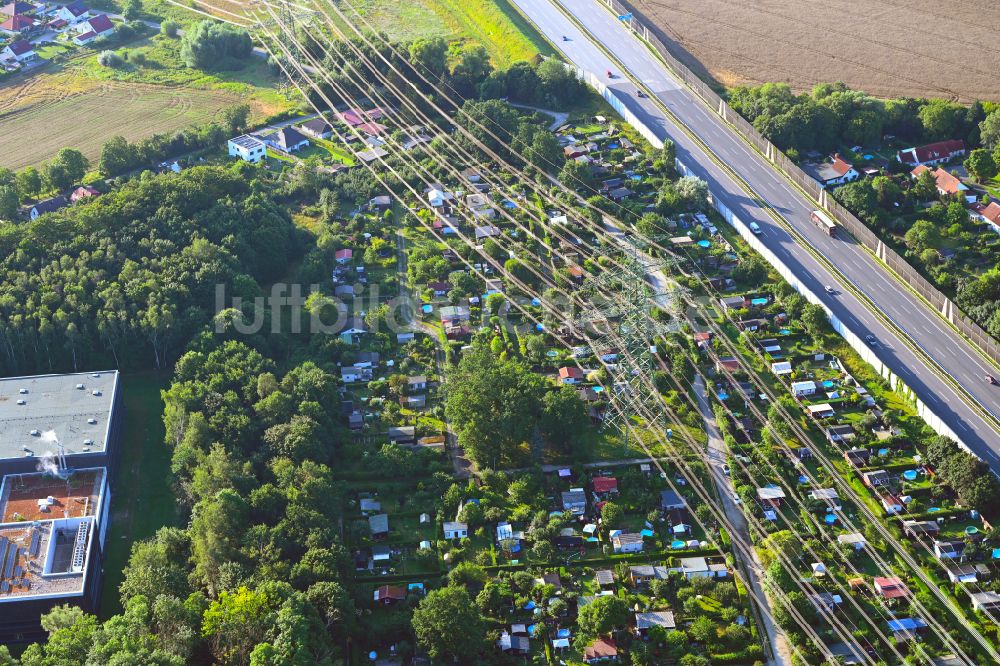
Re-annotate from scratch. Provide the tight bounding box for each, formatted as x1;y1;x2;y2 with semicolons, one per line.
626;0;1000;101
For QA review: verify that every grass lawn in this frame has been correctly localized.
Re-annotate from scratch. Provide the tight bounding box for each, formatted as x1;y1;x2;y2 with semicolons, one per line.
99;370;176;618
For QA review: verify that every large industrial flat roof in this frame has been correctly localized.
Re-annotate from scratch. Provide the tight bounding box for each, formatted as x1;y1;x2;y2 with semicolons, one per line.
0;371;118;463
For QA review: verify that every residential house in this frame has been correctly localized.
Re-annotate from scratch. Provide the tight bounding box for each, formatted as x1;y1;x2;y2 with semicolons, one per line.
56;0;88;22
902;520;940;539
269;126;309;152
443;521;468;540
368;513;389;539
400;394;425;409
677;557;714;579
635;611;676;637
592;476;618;497
945;563;988;584
583;637;618;663
1;38;32;61
335;248;353;263
497;632;530;655
387;426;415;445
757;486;786;508
716;357;740;373
536;572;562;590
934;540;966;561
70;185;99;203
28;195;67;219
0;1;34;16
340;366;370;384
844;448;871;467
971;591;1000;614
228;134;267;163
810;153;859;187
887;617;927;643
660;490;686;511
359;498;381;514
427;281;449;297
73;13;113;44
371;544;390;563
558;366;585;384
862;470;891;488
772;361;793;376
561;488;587;515
719;295;747;312
608;187;632;202
970;201;1000;232
368;194;392;212
373;585;406;604
809;592;843;615
0;13;32;32
791;380;817;397
808;488;841;509
827;425;857;443
837;532;867;550
873;576;910;601
611;532;643;553
298;116;333;139
897;139;965;167
426;185;453;208
595;569;615;587
911;165;975;203
407;375;427;391
629;565;669;586
881;494;904;515
474;225;500;241
554;535;584;551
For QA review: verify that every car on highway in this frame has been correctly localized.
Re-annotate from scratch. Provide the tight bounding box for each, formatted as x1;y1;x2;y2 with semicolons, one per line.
824;285;835;295
731;491;741;504
636;89;646;98
749;221;761;235
865;334;877;346
987;374;996;385
562;35;568;41
722;464;730;476
606;69;613;78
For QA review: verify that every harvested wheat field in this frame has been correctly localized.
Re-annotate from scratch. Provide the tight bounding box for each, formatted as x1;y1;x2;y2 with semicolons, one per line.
0;74;245;170
628;0;1000;101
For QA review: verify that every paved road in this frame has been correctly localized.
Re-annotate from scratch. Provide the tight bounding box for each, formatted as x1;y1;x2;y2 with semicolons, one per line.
694;375;790;666
513;0;1000;469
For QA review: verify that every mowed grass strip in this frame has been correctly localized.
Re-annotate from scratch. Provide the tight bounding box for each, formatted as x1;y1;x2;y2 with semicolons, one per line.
98;371;176;618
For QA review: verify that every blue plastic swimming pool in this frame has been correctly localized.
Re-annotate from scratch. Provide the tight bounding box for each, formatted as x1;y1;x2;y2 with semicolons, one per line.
902;470;918;481
698;240;711;248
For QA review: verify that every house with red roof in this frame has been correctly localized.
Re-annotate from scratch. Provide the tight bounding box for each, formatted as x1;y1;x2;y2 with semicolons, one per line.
897;139;966;167
873;576;910;601
1;38;33;61
0;1;35;16
56;0;89;23
335;248;353;264
583;636;618;663
911;165;975;203
970;201;1000;232
372;584;406;604
72;12;113;44
0;13;34;33
592;476;618;496
70;185;100;203
809;153;859;187
558;366;585;384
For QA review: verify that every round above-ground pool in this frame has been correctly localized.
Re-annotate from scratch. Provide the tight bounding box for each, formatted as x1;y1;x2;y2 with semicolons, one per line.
421;304;433;313
824;514;837;525
902;470;918;481
878;448;889;456
966;526;979;535
546;350;558;358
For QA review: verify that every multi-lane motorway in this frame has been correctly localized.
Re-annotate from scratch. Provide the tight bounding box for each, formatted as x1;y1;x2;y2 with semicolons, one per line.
512;0;1000;469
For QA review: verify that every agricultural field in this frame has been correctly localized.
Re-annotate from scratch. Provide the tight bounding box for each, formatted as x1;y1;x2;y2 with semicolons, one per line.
0;34;291;170
629;0;1000;101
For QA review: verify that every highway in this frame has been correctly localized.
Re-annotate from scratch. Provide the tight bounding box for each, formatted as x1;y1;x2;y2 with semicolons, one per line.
511;0;1000;469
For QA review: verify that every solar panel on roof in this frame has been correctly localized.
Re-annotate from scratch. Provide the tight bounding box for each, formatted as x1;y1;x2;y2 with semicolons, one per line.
29;531;40;557
0;581;8;594
3;542;17;579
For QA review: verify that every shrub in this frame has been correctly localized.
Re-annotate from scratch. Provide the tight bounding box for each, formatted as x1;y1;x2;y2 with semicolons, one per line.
161;19;179;38
97;50;124;68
